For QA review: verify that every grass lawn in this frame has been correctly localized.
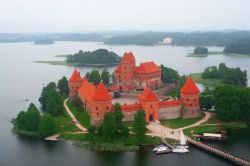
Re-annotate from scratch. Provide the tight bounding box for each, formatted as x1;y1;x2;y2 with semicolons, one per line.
67;100;91;129
55;114;79;133
161;113;204;129
191;72;224;87
184;125;220;137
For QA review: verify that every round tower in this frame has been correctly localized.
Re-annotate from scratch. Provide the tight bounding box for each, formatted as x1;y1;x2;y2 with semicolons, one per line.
180;76;200;118
69;69;82;97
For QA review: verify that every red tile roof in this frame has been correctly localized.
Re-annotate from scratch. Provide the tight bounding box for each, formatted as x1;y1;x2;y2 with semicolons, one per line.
69;69;82;82
135;62;161;74
78;79;95;101
92;82;112;101
122;51;135;62
138;87;158;101
180;76;200;94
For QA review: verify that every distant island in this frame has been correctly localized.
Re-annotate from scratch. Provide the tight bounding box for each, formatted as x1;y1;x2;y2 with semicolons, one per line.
36;49;121;66
34;39;54;45
187;47;223;57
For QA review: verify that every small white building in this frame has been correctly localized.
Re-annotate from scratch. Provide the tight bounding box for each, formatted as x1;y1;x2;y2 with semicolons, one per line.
162;37;172;44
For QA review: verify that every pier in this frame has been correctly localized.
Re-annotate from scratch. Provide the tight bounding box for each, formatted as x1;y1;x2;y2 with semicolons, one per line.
187;138;250;166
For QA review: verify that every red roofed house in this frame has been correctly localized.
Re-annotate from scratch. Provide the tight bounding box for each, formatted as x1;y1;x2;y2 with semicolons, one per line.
114;52;161;92
68;55;200;125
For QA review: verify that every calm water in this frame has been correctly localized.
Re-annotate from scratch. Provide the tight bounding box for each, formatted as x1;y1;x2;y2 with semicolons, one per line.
0;41;250;166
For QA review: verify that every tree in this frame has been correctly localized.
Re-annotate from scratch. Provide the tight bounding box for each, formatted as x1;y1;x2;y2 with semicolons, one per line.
194;47;208;54
101;112;117;141
57;76;69;96
200;87;214;110
101;69;110;85
89;70;101;85
13;111;27;130
85;72;90;80
214;85;248;121
133;110;147;143
39;113;57;137
161;65;180;83
39;82;63;116
25;103;41;131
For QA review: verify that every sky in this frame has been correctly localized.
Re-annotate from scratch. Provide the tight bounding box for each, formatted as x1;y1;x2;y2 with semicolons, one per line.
0;0;250;33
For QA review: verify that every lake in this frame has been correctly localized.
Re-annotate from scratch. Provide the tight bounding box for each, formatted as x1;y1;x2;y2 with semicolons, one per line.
0;41;249;166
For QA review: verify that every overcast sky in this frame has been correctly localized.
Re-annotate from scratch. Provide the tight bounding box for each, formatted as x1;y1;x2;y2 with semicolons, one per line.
0;0;250;33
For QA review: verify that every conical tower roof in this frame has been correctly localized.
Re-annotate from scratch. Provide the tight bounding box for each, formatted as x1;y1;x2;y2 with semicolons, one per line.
92;82;112;101
138;87;158;101
180;76;199;94
122;51;135;62
69;69;82;82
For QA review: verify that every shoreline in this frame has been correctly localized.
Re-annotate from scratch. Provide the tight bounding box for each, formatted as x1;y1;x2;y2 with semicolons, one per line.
35;61;119;67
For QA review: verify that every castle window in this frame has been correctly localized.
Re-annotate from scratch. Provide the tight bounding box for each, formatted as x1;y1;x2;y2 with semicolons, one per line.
96;107;98;110
187;99;189;102
151;105;153;108
97;113;99;116
190;104;192;106
106;106;109;110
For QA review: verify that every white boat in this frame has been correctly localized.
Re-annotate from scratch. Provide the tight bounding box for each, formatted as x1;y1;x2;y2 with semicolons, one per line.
155;146;172;154
172;130;189;153
153;144;166;152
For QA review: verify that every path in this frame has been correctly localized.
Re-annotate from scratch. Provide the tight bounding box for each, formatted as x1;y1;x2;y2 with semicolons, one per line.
63;98;88;132
146;112;212;140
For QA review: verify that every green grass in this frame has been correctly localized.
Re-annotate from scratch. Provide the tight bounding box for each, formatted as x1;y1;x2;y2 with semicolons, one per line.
161;114;204;129
191;72;224;87
67;100;91;129
55;114;79;133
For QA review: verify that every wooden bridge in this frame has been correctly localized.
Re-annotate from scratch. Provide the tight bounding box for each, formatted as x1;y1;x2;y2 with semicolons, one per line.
187;138;250;166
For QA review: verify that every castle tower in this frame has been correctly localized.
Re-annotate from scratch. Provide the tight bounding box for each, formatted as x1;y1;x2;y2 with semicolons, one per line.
180;76;200;118
90;82;112;125
69;69;82;97
120;51;136;82
138;87;159;122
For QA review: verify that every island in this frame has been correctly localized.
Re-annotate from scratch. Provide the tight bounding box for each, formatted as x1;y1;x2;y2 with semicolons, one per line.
34;38;54;45
187;47;223;57
36;49;121;66
13;51;249;153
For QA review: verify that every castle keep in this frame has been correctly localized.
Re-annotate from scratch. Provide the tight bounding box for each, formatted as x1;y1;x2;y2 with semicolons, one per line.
68;51;200;125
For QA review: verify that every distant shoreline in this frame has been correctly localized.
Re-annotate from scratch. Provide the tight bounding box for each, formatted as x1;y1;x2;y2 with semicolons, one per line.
35;60;119;67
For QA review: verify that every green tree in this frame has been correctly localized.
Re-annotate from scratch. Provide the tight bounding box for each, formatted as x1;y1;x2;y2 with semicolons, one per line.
13;111;27;130
39;113;57;137
133;110;147;143
161;65;180;83
200;87;214;110
25;103;41;131
85;72;90;80
101;112;117;141
101;69;110;85
57;76;69;96
89;69;101;85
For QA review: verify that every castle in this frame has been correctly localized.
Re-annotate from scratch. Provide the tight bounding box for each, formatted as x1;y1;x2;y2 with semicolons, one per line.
68;51;200;125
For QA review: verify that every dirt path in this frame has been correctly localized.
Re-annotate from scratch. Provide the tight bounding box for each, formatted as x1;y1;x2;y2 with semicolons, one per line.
63;98;88;132
146;112;212;140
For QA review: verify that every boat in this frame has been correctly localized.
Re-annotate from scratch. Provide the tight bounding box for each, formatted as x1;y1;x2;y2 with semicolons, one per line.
153;144;166;152
155;146;172;154
172;130;189;153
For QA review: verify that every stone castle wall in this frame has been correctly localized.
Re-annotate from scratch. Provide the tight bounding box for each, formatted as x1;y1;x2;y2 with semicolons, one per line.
159;106;181;120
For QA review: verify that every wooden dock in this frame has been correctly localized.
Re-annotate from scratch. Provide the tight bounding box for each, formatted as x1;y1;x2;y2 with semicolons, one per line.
45;134;60;141
187;138;250;166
